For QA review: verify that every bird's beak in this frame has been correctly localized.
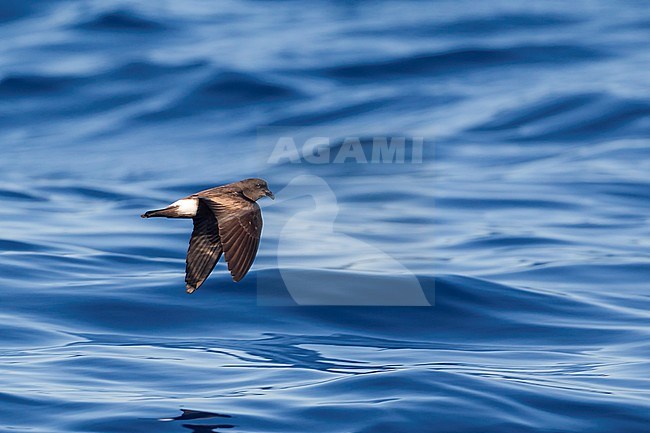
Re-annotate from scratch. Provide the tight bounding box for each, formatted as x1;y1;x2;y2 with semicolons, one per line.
265;189;275;200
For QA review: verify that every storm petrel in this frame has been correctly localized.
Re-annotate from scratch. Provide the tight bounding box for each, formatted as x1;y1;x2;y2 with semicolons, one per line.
141;178;274;293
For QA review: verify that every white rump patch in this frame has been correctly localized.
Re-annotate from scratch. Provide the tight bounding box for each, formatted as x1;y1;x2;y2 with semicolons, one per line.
171;198;199;217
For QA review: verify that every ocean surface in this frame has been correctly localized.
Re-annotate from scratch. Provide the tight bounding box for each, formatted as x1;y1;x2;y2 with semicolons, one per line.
1;1;649;432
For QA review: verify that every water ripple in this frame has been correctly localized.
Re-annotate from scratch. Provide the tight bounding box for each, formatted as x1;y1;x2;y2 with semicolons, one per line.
320;45;605;81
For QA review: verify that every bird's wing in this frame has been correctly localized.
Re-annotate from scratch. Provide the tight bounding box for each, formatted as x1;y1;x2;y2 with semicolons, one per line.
202;196;262;282
185;200;223;293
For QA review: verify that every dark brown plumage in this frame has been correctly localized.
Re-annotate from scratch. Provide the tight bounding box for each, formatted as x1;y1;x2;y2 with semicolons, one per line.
141;178;274;293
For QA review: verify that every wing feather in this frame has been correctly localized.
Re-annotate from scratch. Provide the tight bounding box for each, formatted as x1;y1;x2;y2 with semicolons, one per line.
202;196;262;282
185;200;222;293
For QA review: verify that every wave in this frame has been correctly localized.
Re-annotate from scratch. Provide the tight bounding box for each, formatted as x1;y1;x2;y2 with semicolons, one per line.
320;44;605;81
1;251;638;350
0;74;81;97
74;9;167;32
2;267;646;432
108;59;207;81
136;71;302;121
432;12;581;35
0;0;49;23
0;187;46;201
468;92;650;141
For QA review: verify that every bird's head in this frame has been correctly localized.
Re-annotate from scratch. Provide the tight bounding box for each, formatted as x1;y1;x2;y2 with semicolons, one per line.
240;178;275;201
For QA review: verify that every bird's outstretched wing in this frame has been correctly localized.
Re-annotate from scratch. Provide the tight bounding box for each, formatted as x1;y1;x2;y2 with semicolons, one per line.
202;196;262;282
185;200;222;293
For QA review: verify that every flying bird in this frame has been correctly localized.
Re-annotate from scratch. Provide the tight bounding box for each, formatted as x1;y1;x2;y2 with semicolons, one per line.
141;178;274;293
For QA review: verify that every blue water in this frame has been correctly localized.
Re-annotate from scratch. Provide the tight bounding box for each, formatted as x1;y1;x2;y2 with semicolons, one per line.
1;1;649;432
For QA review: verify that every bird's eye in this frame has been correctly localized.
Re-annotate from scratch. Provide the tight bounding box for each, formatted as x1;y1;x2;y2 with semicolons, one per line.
257;183;263;188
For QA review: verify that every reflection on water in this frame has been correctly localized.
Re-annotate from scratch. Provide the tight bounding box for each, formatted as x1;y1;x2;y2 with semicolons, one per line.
160;409;234;433
181;424;235;433
160;409;232;422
